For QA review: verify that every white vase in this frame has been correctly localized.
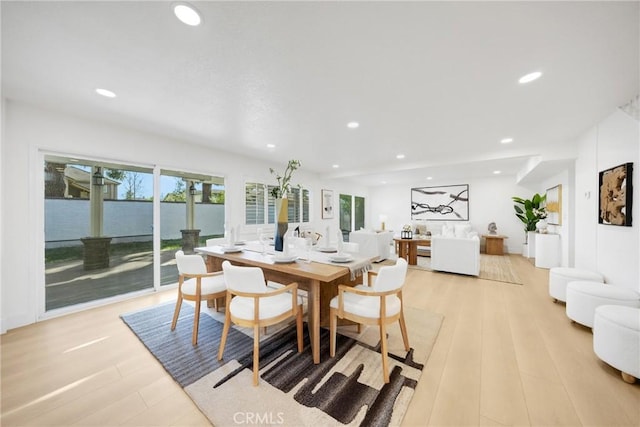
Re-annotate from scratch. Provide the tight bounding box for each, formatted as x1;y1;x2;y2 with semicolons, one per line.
526;231;536;258
522;243;528;257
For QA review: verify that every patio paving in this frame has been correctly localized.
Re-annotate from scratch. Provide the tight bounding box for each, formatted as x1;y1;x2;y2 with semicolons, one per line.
45;249;180;310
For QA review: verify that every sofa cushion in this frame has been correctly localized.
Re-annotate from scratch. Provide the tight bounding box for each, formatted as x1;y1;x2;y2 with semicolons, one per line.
454;223;472;238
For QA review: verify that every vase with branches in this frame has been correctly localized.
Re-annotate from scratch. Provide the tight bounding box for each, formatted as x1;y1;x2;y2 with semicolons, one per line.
270;160;301;251
269;159;301;199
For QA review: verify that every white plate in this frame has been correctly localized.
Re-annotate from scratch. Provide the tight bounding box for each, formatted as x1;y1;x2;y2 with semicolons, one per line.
329;255;353;263
273;255;297;263
222;246;243;253
317;246;337;253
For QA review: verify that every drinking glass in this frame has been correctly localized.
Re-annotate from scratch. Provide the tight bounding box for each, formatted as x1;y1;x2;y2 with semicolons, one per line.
305;236;313;263
259;228;270;255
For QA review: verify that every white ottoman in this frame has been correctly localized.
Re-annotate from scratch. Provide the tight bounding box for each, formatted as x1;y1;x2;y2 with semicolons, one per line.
566;281;640;327
549;267;604;302
593;305;640;383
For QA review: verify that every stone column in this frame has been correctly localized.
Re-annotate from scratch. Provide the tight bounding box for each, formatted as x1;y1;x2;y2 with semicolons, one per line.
181;229;201;254
81;237;112;270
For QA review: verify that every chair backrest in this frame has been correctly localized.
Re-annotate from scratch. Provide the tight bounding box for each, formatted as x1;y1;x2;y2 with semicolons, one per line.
175;250;207;275
221;260;267;294
372;258;408;292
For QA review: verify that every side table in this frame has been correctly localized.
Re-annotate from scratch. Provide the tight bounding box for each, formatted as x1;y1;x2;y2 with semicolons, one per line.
482;234;508;255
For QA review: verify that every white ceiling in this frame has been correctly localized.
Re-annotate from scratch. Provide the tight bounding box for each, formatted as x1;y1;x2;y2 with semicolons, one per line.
2;1;639;186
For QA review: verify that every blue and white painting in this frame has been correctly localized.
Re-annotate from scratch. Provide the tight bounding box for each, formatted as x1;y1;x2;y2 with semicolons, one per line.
411;184;469;221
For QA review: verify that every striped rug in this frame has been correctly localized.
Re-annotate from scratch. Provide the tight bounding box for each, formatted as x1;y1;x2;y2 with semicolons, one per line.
122;302;443;426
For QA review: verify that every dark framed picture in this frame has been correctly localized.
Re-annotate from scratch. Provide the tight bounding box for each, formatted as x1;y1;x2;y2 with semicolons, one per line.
411;184;469;221
321;189;334;219
598;162;633;226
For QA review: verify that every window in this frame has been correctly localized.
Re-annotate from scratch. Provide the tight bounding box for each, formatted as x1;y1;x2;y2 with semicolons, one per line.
339;193;365;240
245;182;309;225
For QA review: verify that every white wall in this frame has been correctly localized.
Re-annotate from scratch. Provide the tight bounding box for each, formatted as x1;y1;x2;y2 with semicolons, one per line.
1;100;368;330
368;175;534;254
574;109;639;291
540;168;574;267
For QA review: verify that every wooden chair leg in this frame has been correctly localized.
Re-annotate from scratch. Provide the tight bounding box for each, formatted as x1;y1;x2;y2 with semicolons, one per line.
171;296;182;331
330;308;337;357
357;323;362;334
296;304;304;353
218;311;231;361
380;321;390;383
192;298;201;345
399;311;410;351
253;324;260;386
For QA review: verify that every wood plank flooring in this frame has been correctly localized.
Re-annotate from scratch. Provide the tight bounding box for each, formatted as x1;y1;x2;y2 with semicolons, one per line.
2;255;639;426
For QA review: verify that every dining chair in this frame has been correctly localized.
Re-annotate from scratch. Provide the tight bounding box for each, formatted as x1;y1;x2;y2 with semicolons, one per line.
172;250;227;345
218;260;305;386
329;257;410;383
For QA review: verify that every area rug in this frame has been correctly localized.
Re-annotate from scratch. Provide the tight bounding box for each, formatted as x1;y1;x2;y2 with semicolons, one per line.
393;254;522;285
121;302;443;427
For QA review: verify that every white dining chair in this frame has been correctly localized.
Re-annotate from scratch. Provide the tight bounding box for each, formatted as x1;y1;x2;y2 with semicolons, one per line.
172;250;227;345
329;257;410;383
218;260;305;386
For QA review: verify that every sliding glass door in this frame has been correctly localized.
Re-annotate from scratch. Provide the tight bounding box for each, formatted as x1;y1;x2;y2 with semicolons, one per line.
43;155;226;312
339;193;365;241
44;155;154;311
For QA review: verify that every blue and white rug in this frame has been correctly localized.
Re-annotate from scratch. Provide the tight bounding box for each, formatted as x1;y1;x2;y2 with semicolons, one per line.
121;302;442;426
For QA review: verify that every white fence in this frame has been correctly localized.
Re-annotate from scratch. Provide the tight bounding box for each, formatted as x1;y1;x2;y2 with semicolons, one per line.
45;199;225;248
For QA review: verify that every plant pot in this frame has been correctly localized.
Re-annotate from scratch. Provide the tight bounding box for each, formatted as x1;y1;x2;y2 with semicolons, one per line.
274;198;288;252
522;243;528;257
526;231;536;258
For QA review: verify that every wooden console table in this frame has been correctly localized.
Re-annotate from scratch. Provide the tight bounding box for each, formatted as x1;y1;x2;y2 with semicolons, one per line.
394;238;431;265
482;234;508;255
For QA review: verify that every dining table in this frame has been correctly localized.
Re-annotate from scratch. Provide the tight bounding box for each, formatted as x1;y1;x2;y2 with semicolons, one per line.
195;242;373;364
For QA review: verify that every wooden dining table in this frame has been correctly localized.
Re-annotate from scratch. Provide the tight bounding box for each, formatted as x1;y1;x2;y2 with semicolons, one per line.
195;245;366;364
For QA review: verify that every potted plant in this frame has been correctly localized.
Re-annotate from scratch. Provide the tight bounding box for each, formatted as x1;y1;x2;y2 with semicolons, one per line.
270;160;301;251
512;193;547;257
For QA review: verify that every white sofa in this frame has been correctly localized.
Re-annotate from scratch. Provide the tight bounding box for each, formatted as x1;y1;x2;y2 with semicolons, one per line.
349;230;393;261
430;235;480;276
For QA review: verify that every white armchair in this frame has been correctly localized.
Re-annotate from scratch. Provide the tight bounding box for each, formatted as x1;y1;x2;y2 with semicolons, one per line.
349;230;392;261
430;235;480;276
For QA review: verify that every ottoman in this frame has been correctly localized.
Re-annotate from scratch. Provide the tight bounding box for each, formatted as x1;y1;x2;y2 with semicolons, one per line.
566;281;640;327
549;267;604;302
593;305;640;383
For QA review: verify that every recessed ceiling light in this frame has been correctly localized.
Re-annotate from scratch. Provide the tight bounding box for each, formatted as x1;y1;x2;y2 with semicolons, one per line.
95;88;116;98
332;164;339;169
426;176;433;180
500;138;513;144
518;71;542;84
381;181;387;184
347;121;359;129
493;170;502;175
173;3;202;26
266;144;275;148
396;154;405;159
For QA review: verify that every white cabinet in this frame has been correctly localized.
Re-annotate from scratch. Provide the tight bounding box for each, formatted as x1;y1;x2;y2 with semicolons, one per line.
535;233;560;268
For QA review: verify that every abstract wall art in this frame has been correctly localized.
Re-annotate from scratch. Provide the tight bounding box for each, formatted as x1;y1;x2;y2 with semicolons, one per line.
411;184;469;221
321;189;334;219
546;184;562;225
599;162;633;226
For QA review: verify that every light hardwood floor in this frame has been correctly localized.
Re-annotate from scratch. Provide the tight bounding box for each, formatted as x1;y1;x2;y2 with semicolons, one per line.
2;255;639;426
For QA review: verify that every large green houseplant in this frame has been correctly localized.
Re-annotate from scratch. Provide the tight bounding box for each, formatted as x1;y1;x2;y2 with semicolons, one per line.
512;193;547;234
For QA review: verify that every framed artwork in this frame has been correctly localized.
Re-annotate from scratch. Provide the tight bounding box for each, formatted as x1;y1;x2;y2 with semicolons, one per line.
546;184;562;225
411;184;469;221
599;162;633;226
321;189;334;219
